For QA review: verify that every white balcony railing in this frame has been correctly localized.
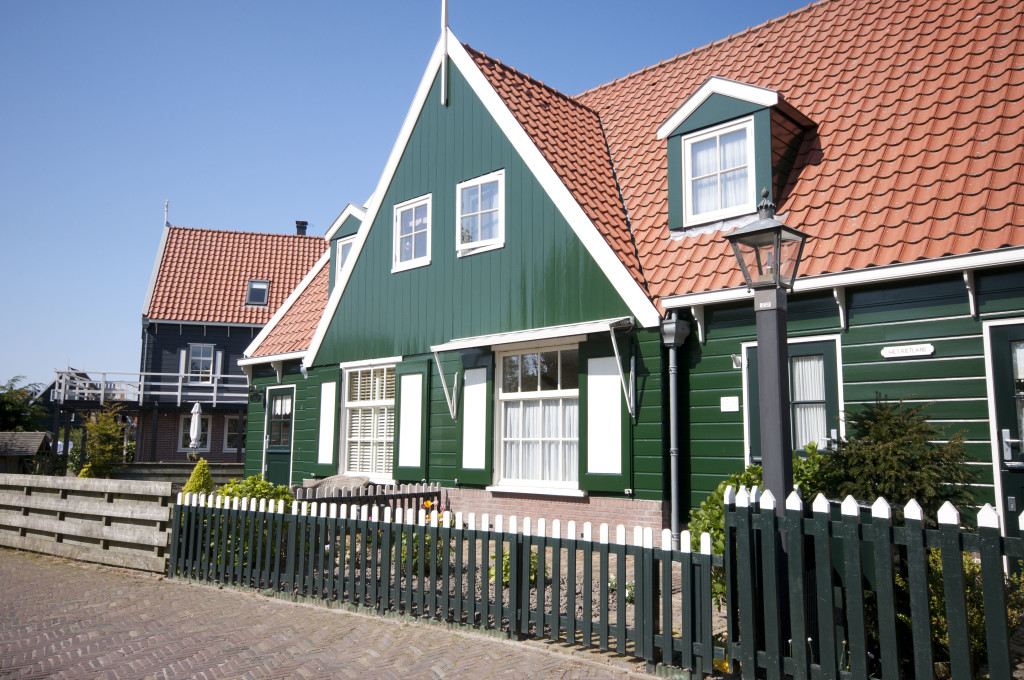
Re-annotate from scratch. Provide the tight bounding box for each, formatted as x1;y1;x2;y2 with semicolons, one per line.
54;369;249;407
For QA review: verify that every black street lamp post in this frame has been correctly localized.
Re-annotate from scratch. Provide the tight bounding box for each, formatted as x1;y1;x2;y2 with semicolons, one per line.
725;189;808;513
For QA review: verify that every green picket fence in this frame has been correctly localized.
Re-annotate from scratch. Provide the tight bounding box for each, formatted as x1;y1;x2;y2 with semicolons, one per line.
168;493;725;675
723;486;1024;679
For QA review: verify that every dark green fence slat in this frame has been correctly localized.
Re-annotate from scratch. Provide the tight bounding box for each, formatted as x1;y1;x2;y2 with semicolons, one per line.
811;501;837;680
755;502;783;680
550;529;561;642
734;496;757;680
870;506;899;680
467;524;478;626
903;509;933;675
839;502;867;679
938;514;972;679
453;522;463;623
615;539;626;655
783;502;809;680
698;544;714;678
979;513;1011;678
660;546;673;668
567;533;578;645
583;527;593;648
598;532;610;650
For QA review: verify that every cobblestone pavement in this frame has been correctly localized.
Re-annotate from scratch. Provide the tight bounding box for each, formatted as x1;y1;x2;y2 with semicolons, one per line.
0;549;652;680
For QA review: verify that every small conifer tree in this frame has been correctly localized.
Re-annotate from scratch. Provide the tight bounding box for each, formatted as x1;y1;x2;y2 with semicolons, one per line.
81;404;126;478
183;457;214;495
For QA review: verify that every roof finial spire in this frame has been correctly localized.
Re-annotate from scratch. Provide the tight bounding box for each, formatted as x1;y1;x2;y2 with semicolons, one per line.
164;199;170;227
757;188;775;219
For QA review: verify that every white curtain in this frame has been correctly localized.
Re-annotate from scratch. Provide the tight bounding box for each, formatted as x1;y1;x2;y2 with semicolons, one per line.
542;399;560;480
563;398;578;481
791;355;826;449
690;137;718;214
503;402;521;479
522;400;540;480
720;129;748;209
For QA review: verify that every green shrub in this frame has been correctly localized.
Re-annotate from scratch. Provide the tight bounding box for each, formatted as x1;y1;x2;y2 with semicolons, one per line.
216;475;293;510
81;404;127;478
183;458;214;495
400;531;448;573
77;463;96;478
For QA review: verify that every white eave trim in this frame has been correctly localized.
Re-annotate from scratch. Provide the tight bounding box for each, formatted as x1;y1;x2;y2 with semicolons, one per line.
238;351;307;367
144;319;265;329
141;221;171;316
324;203;367;241
657;76;779;140
242;249;331;359
430;317;633;353
661;247;1024;309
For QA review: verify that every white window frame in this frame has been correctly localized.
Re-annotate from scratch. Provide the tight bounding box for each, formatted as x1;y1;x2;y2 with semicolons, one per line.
392;194;431;272
265;388;295;450
493;342;580;492
335;236;356;282
246;279;270;306
341;361;396;483
178;414;211;452
740;334;845;466
187;343;215;385
224;414;245;452
682;116;756;227
455;169;505;256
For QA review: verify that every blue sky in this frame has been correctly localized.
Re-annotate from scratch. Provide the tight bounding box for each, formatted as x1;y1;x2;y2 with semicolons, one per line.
0;0;812;389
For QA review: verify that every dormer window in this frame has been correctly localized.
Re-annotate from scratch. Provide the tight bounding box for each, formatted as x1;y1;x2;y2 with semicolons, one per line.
392;194;431;272
683;118;755;225
336;236;355;281
246;279;270;306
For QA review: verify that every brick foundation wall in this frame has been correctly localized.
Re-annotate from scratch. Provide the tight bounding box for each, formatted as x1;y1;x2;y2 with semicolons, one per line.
440;487;665;537
136;410;245;464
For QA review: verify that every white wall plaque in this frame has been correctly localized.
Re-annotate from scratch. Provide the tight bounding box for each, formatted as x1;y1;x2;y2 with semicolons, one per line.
880;343;934;359
720;396;740;412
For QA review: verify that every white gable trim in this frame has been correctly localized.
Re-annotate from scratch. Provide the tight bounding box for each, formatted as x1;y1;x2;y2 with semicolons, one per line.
447;33;658;328
324;203;367;241
238;351;306;367
242;249;331;362
656;76;779;140
142;222;171;317
661;247;1024;309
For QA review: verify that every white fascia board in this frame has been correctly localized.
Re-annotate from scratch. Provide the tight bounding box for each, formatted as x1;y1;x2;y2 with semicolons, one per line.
243;249;331;359
661;247;1024;309
141;222;171;317
305;37;448;369
446;32;660;329
431;317;633;353
238;351;307;367
656;76;779;140
324;203;367;240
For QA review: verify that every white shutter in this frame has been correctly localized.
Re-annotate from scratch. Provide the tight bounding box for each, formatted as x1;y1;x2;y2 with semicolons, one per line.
397;373;423;469
586;357;621;475
462;367;487;470
318;381;337;465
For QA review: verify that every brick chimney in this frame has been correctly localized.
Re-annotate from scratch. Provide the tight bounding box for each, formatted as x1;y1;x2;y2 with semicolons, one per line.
295;220;308;236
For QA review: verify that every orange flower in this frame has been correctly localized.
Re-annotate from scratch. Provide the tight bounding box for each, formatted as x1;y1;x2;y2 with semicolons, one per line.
423;500;433;510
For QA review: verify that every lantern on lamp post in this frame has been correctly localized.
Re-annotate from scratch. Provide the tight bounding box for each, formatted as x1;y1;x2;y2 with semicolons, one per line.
725;189;808;513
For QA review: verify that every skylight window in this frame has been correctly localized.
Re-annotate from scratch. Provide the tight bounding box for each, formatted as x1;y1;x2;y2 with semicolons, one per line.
246;279;269;306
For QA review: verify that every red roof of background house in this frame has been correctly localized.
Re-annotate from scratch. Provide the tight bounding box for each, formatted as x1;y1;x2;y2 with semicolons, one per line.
251;262;330;357
477;0;1024;299
145;227;328;325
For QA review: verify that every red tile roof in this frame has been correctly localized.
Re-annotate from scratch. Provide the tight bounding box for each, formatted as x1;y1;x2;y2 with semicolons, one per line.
145;227;328;325
471;0;1024;299
251;261;330;357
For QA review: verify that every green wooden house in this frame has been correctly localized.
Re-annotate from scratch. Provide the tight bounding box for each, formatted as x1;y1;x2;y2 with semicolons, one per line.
241;0;1024;533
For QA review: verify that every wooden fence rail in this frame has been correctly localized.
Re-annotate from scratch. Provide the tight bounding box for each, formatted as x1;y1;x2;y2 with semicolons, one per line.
0;473;173;572
724;485;1024;680
168;492;722;675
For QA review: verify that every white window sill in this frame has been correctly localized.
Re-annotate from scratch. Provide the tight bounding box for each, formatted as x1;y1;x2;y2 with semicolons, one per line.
391;258;430;273
456;241;504;257
485;484;586;498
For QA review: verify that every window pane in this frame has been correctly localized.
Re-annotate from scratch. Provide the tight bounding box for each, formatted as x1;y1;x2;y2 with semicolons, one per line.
502;355;520;392
719;129;747;170
691;137;717;177
543;442;560;481
503;441;519;479
461;185;479;214
522;441;540;480
480;181;499;211
479;211;498;242
504;401;521;438
720;168;748;210
399;234;413;262
400;208;414;236
339;242;352;266
560;350;579;390
522;400;541;438
692;176;718;215
413;204;428;229
414;231;427;258
521;354;539;392
460;215;478;244
539;351;559;391
542;399;560;437
793;403;826;450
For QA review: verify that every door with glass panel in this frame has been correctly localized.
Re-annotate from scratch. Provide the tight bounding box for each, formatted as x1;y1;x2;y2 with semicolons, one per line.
264;389;293;486
746;339;841;462
990;323;1024;531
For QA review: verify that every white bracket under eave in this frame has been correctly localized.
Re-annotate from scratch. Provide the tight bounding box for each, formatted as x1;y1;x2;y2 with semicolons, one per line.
608;323;636;419
963;270;978;318
690;305;706;344
833;286;848;331
240;364;253;386
432;350;459;420
271;361;283;384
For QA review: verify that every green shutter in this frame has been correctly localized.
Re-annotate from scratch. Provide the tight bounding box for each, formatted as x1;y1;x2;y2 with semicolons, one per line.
579;337;631;493
393;359;430;481
457;350;493;486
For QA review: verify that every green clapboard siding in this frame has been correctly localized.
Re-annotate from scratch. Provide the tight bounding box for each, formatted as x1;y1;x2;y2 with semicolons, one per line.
313;62;631;366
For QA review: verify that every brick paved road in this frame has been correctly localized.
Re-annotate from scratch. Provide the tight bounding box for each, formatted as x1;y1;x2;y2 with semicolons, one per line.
0;549;652;680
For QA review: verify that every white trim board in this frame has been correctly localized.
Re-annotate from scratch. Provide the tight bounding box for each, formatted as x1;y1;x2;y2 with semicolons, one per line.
663;247;1024;309
142;222;171;317
304;29;660;369
324;204;367;241
430;317;632;353
982;316;1024;537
